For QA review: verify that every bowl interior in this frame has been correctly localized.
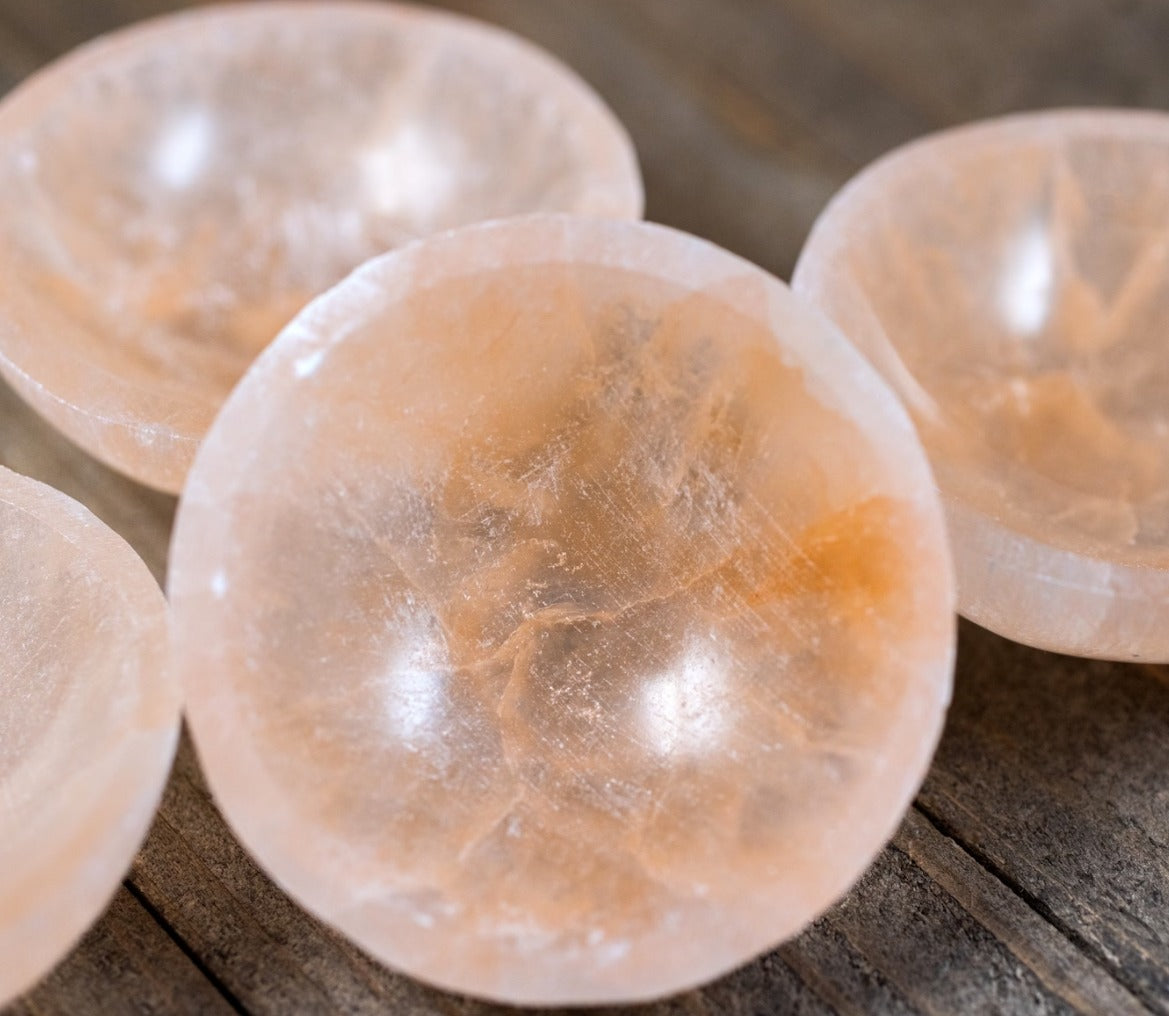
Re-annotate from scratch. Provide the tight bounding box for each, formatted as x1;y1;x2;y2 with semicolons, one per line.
171;218;953;1003
809;116;1169;561
0;6;639;488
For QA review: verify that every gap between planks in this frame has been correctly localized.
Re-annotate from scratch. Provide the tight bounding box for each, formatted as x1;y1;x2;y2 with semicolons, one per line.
122;880;249;1016
901;805;1150;1015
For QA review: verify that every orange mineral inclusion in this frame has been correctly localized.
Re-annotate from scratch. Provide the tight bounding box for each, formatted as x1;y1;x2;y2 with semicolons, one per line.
795;109;1169;660
0;2;642;493
169;216;955;1005
0;466;179;1005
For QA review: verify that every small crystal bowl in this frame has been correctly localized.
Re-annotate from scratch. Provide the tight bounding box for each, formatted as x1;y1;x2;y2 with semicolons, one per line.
170;214;954;1005
795;109;1169;661
0;466;179;1004
0;2;642;493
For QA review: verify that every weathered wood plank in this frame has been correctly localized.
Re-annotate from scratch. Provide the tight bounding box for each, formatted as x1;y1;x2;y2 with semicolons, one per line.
919;625;1169;1012
0;1;123;58
895;808;1147;1015
431;0;845;277
787;841;1078;1016
0;14;38;92
777;0;1169;124
5;887;235;1016
614;0;930;170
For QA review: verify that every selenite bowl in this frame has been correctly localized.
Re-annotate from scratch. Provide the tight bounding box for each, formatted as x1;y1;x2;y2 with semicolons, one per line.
795;109;1169;661
0;2;642;493
169;215;955;1005
0;466;179;1004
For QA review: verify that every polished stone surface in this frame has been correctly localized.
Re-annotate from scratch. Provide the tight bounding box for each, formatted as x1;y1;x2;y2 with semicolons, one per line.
169;216;955;1005
0;1;642;493
0;466;179;1005
795;110;1169;661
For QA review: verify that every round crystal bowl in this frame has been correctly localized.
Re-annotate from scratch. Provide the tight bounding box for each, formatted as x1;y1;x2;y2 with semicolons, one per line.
0;2;642;494
0;466;179;1004
794;109;1169;661
169;215;955;1005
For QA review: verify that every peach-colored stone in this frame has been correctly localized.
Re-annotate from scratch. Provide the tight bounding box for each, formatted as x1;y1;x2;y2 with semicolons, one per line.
170;216;954;1005
0;466;179;1005
0;2;643;494
794;109;1169;661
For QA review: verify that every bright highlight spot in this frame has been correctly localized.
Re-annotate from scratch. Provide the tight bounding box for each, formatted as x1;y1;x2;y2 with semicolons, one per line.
1000;220;1054;336
380;615;450;743
153;109;213;191
360;124;457;223
294;349;326;379
641;638;729;756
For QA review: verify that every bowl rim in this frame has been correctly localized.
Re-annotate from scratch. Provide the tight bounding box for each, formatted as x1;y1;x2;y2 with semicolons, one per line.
798;105;1169;266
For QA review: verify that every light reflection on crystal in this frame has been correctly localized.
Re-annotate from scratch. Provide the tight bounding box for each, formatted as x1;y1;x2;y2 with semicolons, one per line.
360;124;458;224
640;638;729;757
380;651;447;745
152;108;213;190
999;219;1054;336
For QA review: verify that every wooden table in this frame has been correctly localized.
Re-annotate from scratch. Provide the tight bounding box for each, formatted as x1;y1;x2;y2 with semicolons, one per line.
3;2;1168;1013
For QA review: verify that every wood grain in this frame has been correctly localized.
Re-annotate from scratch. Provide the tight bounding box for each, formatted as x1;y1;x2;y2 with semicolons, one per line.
3;888;235;1016
1;1;1167;1013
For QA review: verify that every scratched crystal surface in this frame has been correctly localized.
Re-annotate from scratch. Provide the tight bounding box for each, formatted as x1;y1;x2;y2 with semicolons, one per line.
169;216;955;1005
0;2;642;494
0;467;178;1005
794;110;1169;660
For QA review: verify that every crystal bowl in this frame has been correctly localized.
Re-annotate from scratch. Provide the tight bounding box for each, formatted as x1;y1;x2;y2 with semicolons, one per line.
795;109;1169;661
169;215;955;1005
0;2;642;493
0;466;179;1004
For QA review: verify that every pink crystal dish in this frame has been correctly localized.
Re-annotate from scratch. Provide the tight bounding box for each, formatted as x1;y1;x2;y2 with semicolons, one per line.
169;215;956;1005
0;2;643;495
0;466;179;1004
794;110;1169;661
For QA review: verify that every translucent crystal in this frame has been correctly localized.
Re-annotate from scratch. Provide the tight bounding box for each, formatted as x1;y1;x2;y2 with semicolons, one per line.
795;110;1169;660
0;466;179;1004
169;215;955;1005
0;3;642;493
